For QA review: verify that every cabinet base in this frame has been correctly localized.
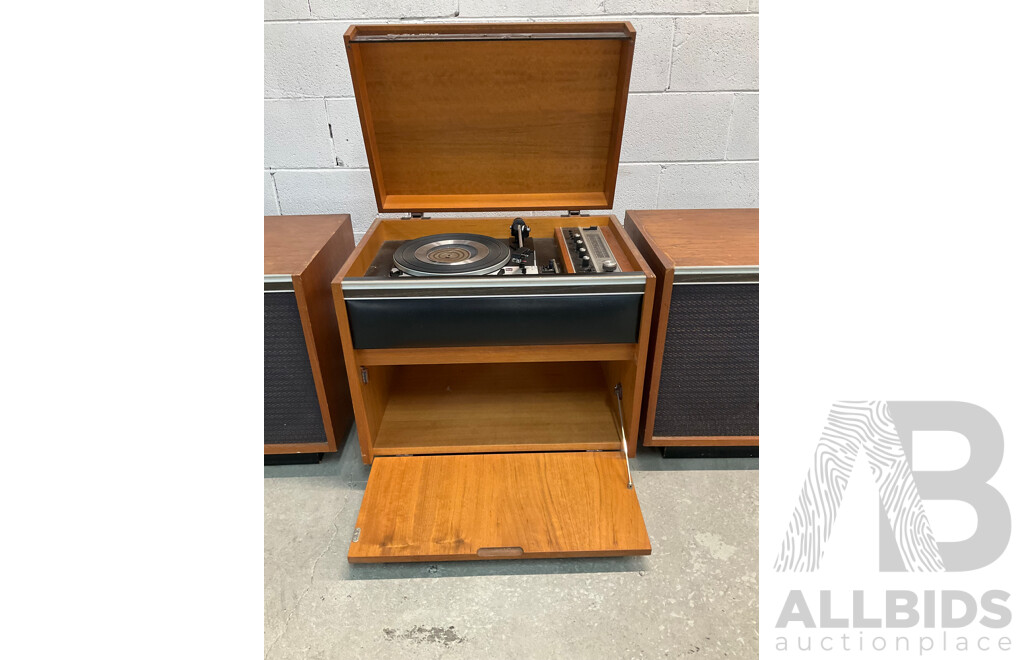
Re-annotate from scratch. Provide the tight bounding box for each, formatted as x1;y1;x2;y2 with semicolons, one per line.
661;446;758;459
264;452;325;466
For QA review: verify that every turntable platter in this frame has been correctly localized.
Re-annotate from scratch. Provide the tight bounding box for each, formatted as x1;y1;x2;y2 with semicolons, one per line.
393;233;511;276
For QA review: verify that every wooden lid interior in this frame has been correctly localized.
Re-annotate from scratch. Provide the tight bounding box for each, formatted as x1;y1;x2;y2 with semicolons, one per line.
345;23;635;213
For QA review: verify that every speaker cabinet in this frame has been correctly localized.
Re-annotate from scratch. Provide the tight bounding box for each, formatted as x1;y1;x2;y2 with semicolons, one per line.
625;209;758;449
265;215;356;455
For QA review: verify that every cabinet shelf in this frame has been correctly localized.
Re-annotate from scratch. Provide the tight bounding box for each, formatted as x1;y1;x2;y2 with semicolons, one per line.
372;362;622;455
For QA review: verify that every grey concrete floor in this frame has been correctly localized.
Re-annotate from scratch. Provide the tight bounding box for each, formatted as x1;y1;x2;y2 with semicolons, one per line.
265;427;759;659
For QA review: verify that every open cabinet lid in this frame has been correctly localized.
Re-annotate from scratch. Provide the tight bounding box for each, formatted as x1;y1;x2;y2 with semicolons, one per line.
344;22;636;214
349;452;650;562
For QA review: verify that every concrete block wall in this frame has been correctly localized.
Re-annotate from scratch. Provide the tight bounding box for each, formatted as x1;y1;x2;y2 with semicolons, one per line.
264;2;758;236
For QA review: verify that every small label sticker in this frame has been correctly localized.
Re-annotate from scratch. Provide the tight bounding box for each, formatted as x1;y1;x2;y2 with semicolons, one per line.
352;527;361;542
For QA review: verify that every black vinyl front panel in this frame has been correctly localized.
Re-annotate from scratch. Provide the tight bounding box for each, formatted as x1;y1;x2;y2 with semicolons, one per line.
346;294;642;349
264;292;327;445
653;283;758;437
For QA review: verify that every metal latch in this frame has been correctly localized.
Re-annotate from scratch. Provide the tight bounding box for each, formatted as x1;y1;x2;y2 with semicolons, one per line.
360;367;368;384
613;383;634;489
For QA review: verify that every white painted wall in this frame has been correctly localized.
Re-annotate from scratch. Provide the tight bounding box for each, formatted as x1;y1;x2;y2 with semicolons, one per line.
265;1;759;237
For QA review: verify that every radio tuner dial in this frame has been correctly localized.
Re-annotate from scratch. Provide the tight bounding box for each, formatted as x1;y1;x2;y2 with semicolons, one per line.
602;259;617;272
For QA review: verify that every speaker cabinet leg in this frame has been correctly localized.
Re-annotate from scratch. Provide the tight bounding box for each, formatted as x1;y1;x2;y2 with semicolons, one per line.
661;446;759;459
264;452;325;466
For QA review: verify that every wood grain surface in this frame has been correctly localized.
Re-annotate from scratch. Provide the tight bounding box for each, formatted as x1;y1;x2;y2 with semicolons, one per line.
348;452;650;562
624;209;759;268
555;227;578;274
289;218;356;453
373;362;620;454
344;23;635;212
624;213;675;449
604;218;657;457
264;215;349;275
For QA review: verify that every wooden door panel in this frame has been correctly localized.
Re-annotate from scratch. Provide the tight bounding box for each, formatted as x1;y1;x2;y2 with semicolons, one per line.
349;452;649;562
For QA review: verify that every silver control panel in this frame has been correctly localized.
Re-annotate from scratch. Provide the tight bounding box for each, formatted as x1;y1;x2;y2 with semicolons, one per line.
560;226;621;273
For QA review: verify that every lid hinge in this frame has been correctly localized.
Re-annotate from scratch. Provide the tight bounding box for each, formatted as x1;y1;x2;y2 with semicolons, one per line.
404;212;430;219
562;210;590;217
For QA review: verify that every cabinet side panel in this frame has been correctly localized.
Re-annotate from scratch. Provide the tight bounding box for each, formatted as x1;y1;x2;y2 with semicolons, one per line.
295;218;357;450
624;215;673;446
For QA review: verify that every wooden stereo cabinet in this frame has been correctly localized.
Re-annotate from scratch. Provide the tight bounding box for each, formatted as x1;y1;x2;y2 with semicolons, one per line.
265;215;356;459
332;22;656;562
625;209;759;452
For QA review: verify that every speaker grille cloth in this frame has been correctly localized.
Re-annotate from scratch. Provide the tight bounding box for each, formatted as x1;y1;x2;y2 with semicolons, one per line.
653;283;758;437
265;292;327;445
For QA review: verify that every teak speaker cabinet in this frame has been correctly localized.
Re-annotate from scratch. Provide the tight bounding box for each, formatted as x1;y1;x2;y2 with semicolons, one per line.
625;209;759;450
264;215;356;456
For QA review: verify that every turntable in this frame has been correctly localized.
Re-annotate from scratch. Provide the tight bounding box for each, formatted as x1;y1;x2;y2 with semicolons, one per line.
331;22;654;563
370;218;626;278
392;233;513;277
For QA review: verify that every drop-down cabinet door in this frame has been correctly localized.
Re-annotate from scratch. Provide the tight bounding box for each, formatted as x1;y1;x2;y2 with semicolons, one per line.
348;452;650;562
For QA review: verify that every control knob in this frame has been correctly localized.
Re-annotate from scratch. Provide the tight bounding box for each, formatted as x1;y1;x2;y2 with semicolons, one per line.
601;259;617;272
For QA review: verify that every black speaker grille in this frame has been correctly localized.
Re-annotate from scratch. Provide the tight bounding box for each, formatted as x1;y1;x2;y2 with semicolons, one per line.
653;283;758;437
265;291;327;445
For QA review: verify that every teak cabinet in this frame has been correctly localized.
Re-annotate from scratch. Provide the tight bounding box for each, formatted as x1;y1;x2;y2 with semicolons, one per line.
264;215;356;456
331;21;653;563
332;216;655;562
625;209;759;451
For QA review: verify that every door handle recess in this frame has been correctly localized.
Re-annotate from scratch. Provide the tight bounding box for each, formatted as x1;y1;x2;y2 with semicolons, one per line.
477;546;525;558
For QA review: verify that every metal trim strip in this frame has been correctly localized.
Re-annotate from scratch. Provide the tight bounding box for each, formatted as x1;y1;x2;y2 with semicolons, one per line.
673;266;758;284
350;32;631;43
344;292;644;301
264;274;294;292
673;281;759;286
343;273;646;298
